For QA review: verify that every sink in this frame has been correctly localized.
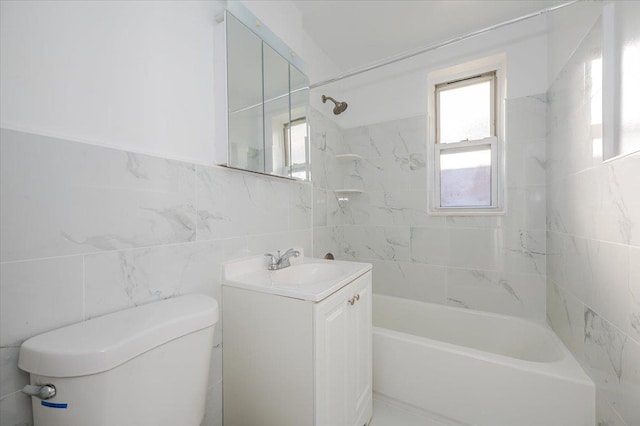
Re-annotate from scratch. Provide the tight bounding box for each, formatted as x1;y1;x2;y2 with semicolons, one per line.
271;263;345;286
222;253;372;301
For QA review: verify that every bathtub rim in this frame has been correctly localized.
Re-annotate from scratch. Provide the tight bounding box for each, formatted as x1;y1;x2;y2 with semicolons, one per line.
372;294;593;387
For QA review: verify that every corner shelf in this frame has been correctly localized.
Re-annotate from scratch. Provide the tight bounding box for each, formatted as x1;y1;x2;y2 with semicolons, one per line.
334;189;364;195
335;154;363;162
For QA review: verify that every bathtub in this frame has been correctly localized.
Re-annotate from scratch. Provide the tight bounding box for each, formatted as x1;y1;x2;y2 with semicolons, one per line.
372;294;594;426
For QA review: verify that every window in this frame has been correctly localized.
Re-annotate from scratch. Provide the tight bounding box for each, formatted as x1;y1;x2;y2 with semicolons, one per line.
428;55;505;215
284;117;309;180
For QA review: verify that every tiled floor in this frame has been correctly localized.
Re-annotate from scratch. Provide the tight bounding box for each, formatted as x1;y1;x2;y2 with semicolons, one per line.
369;395;464;426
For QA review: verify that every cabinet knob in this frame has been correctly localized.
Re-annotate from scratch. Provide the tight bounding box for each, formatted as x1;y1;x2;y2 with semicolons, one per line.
348;297;355;306
355;293;360;301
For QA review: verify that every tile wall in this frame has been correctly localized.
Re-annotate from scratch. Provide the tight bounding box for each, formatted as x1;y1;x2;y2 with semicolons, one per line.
310;108;344;259
314;96;548;321
545;18;640;425
0;129;313;426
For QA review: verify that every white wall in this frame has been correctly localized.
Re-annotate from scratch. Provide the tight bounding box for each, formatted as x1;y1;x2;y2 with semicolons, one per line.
0;0;336;166
310;14;548;129
239;0;340;84
0;0;224;165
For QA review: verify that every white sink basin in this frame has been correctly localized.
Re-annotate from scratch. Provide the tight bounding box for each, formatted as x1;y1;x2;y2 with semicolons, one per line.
271;263;345;286
222;254;371;302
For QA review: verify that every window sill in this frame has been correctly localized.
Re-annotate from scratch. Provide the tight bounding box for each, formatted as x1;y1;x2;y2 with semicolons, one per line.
428;208;505;217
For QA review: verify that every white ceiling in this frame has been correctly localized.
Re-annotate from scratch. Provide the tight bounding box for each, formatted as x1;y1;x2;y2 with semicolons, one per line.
293;0;567;73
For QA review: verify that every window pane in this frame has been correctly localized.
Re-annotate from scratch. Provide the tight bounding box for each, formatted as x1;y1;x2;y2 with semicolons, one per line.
438;80;492;143
440;147;491;207
290;121;307;164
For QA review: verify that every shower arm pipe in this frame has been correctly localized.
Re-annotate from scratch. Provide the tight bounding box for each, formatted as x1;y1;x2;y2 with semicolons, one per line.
309;0;582;89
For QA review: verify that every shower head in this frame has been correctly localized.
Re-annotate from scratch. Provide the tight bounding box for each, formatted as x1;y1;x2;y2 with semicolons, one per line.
322;95;348;115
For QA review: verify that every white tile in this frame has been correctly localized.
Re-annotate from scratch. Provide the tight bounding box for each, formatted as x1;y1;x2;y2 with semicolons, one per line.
506;140;546;189
630;246;640;339
595;389;627;426
446;268;546;320
0;390;32;426
0;129;196;262
506;95;547;143
313;226;342;259
546;278;586;357
289;182;312;230
341;190;444;228
0;256;84;347
0;348;28;399
503;186;546;231
500;228;546;275
313;187;328;227
588;239;638;341
369;260;447;304
547;232;593;302
84;238;248;319
247;228;312;255
342;116;426;159
597;154;640;246
196;166;291;240
583;308;640;425
343;226;410;262
448;228;501;270
410;227;450;266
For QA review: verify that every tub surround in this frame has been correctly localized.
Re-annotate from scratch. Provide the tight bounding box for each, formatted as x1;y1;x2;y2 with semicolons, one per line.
545;16;640;425
312;96;547;321
0;128;313;425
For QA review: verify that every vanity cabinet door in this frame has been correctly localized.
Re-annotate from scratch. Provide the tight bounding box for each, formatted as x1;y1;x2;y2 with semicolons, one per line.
351;273;373;426
314;271;372;426
315;283;352;426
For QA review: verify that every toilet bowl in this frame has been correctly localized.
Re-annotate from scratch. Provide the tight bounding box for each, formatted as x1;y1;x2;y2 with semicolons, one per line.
18;294;218;426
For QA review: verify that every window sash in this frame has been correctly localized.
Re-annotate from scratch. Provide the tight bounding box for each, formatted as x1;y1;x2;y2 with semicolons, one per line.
434;137;498;210
283;116;306;166
435;72;497;144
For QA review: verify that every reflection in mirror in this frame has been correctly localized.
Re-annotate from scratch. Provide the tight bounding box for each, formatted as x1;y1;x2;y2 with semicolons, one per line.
218;7;311;181
263;44;290;178
289;65;310;180
227;13;264;173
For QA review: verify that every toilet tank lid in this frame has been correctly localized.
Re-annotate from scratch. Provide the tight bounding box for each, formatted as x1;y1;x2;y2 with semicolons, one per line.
18;294;218;378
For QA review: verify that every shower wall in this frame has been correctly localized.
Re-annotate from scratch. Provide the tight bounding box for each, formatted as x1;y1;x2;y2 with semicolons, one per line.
311;107;343;258
312;97;547;321
545;15;640;425
310;12;550;321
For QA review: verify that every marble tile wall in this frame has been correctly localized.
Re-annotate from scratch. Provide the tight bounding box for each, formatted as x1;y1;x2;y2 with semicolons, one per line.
310;107;343;259
545;17;640;425
316;96;548;321
0;129;313;426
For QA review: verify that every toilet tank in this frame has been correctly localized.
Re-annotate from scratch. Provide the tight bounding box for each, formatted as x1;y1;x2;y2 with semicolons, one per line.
18;294;218;426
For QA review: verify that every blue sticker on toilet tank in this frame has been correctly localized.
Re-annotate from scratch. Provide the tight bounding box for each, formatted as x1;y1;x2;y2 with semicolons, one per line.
41;401;68;409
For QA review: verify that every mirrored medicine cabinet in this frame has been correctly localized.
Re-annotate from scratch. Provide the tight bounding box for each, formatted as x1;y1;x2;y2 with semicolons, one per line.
214;4;310;181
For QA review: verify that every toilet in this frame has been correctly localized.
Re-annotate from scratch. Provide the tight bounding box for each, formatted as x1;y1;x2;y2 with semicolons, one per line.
18;294;218;426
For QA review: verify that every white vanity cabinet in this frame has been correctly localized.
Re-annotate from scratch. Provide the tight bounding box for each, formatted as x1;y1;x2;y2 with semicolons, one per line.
223;261;372;426
315;271;372;426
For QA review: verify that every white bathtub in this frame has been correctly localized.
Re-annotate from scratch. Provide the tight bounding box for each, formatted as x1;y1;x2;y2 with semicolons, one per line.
373;294;594;426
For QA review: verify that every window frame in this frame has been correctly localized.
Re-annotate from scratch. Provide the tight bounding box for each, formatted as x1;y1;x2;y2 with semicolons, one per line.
427;54;506;216
283;116;309;180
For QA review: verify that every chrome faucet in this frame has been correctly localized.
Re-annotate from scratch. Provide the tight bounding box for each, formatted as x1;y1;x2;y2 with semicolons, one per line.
264;248;300;270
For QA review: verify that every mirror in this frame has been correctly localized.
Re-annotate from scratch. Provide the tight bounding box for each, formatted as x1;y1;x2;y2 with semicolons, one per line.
263;43;290;177
289;65;310;180
227;13;264;173
217;9;310;181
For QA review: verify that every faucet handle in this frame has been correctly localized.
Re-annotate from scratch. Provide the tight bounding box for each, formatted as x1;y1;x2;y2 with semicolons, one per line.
264;252;278;270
